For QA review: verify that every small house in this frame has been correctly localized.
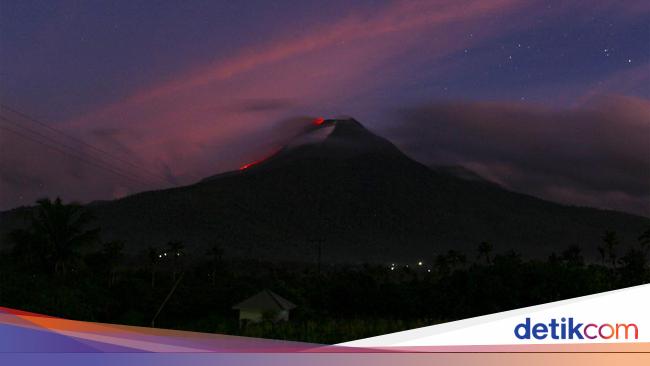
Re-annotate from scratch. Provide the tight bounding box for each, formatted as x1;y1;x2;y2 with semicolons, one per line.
232;289;296;324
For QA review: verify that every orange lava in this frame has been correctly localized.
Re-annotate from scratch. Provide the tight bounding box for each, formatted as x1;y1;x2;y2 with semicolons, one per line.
239;148;282;170
239;161;259;170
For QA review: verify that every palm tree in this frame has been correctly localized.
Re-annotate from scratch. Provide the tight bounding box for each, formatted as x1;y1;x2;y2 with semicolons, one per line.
602;231;619;268
167;241;184;282
639;228;650;254
477;241;493;264
10;197;99;276
560;245;584;267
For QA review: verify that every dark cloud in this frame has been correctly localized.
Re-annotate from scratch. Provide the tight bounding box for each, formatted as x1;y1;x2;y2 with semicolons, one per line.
392;96;650;216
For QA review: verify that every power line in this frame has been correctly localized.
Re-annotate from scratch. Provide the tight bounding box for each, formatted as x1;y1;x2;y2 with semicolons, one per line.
0;115;161;186
0;123;155;190
2;117;274;228
0;104;196;184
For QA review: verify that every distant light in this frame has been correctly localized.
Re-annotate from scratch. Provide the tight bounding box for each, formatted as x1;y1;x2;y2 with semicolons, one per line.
427;269;431;273
418;261;423;266
158;254;162;258
164;252;168;256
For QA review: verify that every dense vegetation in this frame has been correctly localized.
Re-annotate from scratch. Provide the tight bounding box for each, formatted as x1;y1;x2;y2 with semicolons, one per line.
1;198;648;344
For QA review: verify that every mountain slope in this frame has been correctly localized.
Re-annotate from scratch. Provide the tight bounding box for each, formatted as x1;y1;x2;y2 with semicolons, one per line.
1;119;648;263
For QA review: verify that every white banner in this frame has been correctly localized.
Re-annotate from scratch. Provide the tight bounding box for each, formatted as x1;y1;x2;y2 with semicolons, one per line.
340;284;650;347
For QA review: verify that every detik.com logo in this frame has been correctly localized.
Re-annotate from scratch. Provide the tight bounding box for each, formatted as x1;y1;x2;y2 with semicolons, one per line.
514;317;638;340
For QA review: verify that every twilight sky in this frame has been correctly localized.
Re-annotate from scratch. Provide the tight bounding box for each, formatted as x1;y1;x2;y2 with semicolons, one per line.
1;0;649;215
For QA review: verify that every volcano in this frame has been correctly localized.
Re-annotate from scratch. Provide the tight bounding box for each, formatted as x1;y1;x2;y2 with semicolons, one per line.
2;118;648;263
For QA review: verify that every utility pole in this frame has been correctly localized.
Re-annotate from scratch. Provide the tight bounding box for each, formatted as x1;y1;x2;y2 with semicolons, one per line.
151;271;185;328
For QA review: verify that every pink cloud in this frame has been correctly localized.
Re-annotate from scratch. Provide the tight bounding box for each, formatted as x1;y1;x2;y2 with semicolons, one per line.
60;0;532;184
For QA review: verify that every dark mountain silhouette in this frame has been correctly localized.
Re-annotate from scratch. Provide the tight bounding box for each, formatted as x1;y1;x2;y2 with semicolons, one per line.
1;118;648;263
429;165;495;185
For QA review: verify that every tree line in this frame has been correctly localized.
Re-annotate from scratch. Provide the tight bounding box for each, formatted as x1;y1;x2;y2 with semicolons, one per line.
0;197;648;343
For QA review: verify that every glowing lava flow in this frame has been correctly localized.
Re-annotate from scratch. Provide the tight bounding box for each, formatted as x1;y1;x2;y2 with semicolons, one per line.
239;148;282;171
239;118;326;171
239;162;258;170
